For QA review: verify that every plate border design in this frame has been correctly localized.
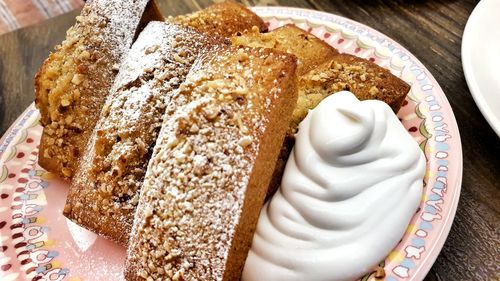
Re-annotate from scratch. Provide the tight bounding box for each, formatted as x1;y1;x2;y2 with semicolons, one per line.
0;107;69;281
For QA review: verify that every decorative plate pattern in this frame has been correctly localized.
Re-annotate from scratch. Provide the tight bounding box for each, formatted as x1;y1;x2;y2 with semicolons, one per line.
0;7;462;281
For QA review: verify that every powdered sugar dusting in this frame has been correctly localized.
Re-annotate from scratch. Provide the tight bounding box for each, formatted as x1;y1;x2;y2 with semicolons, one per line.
36;0;152;178
65;22;215;245
89;0;150;60
126;46;292;280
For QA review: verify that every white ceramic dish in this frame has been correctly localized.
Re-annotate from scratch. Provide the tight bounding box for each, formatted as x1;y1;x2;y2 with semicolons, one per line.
462;0;500;137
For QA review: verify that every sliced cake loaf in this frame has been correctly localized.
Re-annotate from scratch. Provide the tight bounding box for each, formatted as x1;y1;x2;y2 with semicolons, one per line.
230;28;409;129
170;1;266;37
295;53;410;130
63;22;222;246
124;46;297;280
35;0;163;179
231;24;339;75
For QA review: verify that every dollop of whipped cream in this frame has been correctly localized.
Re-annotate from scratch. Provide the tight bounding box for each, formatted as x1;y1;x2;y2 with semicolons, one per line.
243;91;426;281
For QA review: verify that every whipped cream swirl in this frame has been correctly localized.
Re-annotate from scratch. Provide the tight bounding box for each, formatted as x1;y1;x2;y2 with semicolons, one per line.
243;91;426;281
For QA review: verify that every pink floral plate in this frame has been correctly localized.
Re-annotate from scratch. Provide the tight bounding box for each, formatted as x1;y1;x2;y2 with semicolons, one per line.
0;7;462;281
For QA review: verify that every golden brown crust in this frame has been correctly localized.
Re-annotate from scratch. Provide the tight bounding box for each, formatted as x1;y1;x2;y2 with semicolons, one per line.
231;24;339;75
63;22;220;246
170;0;267;37
296;53;410;129
34;0;159;179
224;53;297;281
124;45;297;280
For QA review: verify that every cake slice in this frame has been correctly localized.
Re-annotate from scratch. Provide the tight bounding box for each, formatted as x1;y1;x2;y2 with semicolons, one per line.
230;27;408;124
35;0;163;179
231;24;339;75
170;0;266;37
294;53;410;130
63;22;222;246
124;46;297;280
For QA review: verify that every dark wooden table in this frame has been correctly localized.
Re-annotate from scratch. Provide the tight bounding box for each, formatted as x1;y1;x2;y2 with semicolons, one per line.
0;0;498;280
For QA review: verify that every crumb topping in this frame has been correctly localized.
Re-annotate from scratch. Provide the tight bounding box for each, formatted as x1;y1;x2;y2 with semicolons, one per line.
126;46;289;280
66;22;214;244
35;0;151;178
169;1;266;37
231;24;339;75
295;54;407;132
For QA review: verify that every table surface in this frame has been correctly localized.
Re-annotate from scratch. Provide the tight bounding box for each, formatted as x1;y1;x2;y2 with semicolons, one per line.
0;0;498;280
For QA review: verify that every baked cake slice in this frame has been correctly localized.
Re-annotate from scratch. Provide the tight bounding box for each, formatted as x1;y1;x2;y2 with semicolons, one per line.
170;0;266;37
231;24;339;75
295;53;410;130
35;0;162;179
63;22;221;246
124;46;297;280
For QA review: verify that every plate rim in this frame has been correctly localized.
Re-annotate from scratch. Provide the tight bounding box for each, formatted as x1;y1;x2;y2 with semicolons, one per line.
461;0;500;137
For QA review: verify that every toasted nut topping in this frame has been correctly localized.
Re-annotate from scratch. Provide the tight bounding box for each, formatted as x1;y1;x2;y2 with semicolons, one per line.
369;86;379;96
73;89;81;100
203;106;219;120
63;204;72;214
189;124;199;133
65;115;74;124
71;73;85;85
145;45;159;55
238;136;252;148
61;167;72;178
237;48;249;62
80;50;91;60
61;98;71;107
